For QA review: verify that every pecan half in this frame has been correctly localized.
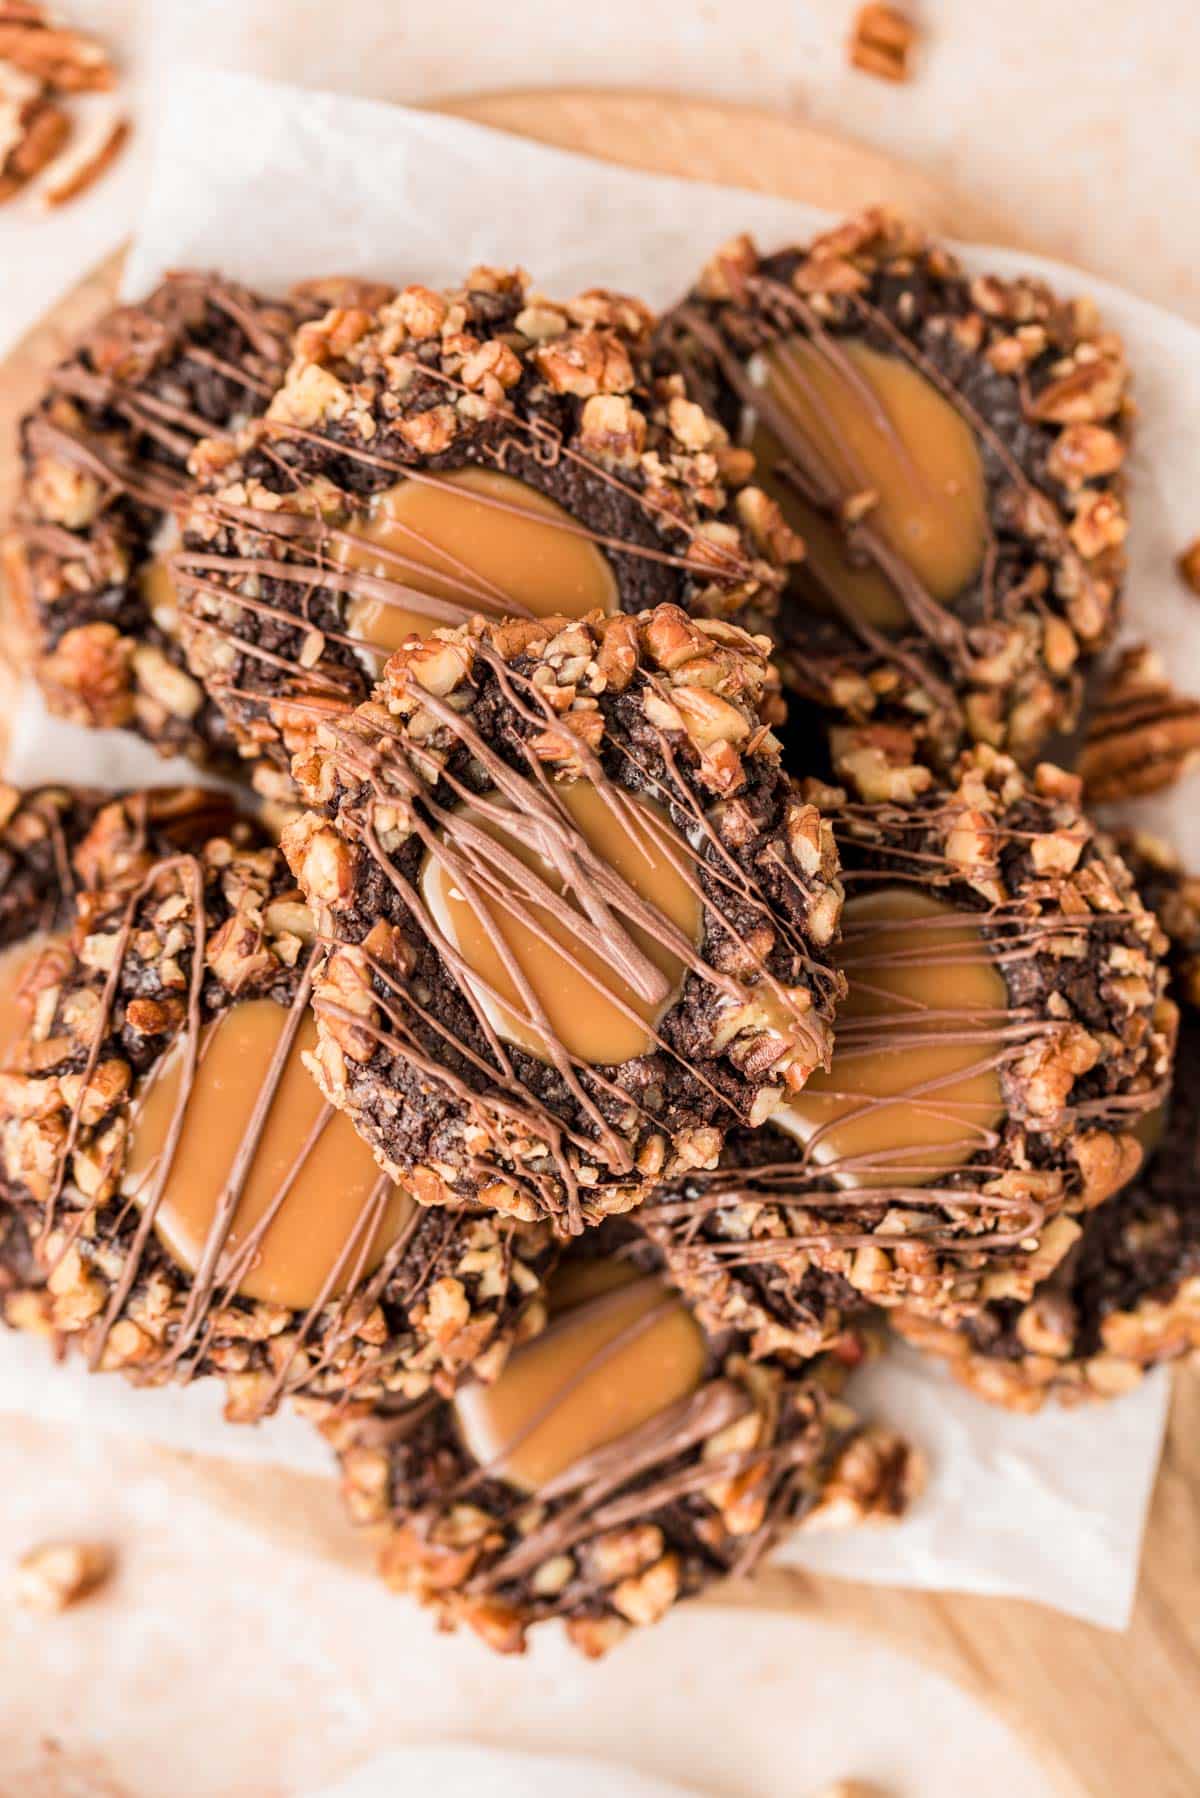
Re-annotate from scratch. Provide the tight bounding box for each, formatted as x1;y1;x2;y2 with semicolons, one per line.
1079;645;1200;803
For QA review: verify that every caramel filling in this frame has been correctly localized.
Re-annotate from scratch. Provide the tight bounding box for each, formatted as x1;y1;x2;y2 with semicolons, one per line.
334;466;619;661
419;781;702;1066
748;337;987;631
453;1259;706;1493
776;887;1008;1189
124;1000;414;1308
0;933;60;1069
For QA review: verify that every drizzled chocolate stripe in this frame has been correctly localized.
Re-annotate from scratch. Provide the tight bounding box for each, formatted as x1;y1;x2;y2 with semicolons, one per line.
171;404;764;725
310;637;835;1226
23;852;427;1416
642;781;1170;1271
19;274;299;526
673;302;978;705
371;1267;847;1618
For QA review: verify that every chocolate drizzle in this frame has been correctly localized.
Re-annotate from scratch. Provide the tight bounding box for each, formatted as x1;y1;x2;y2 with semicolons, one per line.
172;440;754;757
677;302;978;686
658;218;1130;767
641;756;1172;1322
335;1233;867;1649
173;272;783;770
289;609;845;1228
11;272;315;763
1;835;552;1414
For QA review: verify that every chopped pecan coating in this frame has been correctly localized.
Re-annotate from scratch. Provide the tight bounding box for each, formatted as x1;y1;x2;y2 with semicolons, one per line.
7;273;322;767
285;605;845;1229
175;268;789;775
316;1232;908;1658
0;782;242;1309
0;833;556;1409
895;841;1200;1407
658;210;1132;771
644;744;1173;1324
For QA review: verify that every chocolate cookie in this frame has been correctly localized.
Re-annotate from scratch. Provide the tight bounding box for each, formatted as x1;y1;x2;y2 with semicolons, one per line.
893;837;1200;1407
0;782;240;1312
284;605;846;1231
657;210;1130;772
0;831;556;1412
320;1227;919;1657
5;273;334;768
174;269;792;780
641;748;1173;1330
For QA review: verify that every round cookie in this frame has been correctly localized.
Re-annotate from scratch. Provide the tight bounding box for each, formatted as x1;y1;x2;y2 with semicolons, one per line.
174;268;794;780
641;747;1174;1329
284;605;846;1231
322;1228;918;1657
0;831;556;1413
4;273;374;767
656;209;1131;771
0;783;240;1308
893;838;1200;1407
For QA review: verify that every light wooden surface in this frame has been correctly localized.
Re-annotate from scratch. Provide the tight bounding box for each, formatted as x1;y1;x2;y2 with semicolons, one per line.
0;88;1197;1798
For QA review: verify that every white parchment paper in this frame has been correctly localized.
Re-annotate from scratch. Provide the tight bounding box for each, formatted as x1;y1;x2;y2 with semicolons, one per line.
7;64;1197;1630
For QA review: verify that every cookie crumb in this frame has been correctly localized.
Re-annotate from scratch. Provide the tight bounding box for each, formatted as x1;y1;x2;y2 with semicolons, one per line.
848;4;916;81
14;1539;113;1612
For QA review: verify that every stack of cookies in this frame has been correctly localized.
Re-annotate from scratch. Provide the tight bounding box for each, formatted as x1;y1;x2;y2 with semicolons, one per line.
0;211;1194;1658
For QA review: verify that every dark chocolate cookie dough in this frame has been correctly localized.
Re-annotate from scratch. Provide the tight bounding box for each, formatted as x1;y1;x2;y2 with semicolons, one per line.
319;1225;918;1657
285;605;846;1231
657;210;1131;772
641;748;1173;1331
5;274;378;770
174;269;794;778
894;836;1200;1407
0;783;240;1314
0;830;555;1411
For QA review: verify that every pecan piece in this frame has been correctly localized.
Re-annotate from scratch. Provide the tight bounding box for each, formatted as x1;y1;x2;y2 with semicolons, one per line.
848;3;916;81
1078;645;1200;803
14;1539;113;1612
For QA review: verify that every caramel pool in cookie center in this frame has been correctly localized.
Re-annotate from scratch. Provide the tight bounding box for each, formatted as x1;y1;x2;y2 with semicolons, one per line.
747;337;987;631
420;781;702;1067
453;1259;706;1493
123;1000;414;1309
775;887;1008;1189
335;466;619;660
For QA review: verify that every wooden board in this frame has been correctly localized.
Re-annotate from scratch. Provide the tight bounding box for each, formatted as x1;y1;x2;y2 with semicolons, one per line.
0;87;1196;1798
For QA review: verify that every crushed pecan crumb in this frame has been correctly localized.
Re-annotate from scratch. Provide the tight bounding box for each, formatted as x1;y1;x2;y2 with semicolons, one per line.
13;1539;113;1612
